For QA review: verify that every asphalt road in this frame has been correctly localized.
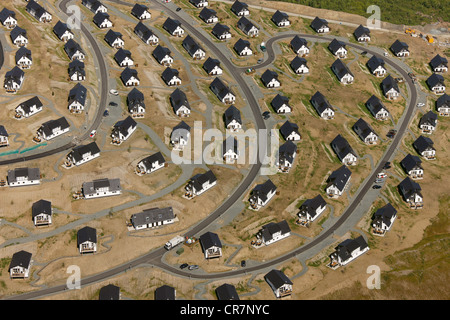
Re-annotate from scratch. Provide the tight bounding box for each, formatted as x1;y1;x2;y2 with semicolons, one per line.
4;2;418;299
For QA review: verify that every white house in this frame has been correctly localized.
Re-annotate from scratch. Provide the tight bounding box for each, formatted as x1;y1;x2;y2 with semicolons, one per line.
114;48;134;68
131;3;151;20
258;220;291;246
26;0;52;23
182;35;206;60
290;35;309;56
104;29;124;48
10;26;28;47
264;269;293;298
64;39;86;61
279;120;301;141
325;165;352;198
163;17;184;37
331;59;354;84
53;20;74;42
93;12;113;29
353;24;371;42
199;232;222;259
68;83;87;113
271;10;290;27
328;39;347;58
297;194;327;225
171;121;191;150
224;105;242;132
222;136;239;163
271;94;292;114
310;16;329;33
136;152;166;175
82;178;121;199
366;95;390;120
310;91;335;120
161;67;182;86
231;1;250;16
352;118;378;145
120;67;140;87
276;141;297;173
77;226;97;254
7;167;40;187
170;88;191;117
212;23;232;41
190;0;208;8
153;45;173;66
436;94;449;116
203;57;223;76
401;154;424;180
0;126;9;148
0;8;17;29
15;96;43;119
82;0;108;14
372;203;397;236
413;135;436;160
66;142;100;166
37;117;70;140
290;56;309;74
367;55;387;77
15;47;32;69
111;116;137;145
234;38;252;56
390;40;409;57
419;111;438;134
8;251;32;279
329;236;369;268
249;179;277;210
430;54;448;73
210;77;236;104
398;177;423;209
185;170;217;198
127;88;146;118
426;73;446;95
237;16;259;37
130;207;175;230
134;22;159;45
261;69;281;88
331;134;357;166
32;199;52;226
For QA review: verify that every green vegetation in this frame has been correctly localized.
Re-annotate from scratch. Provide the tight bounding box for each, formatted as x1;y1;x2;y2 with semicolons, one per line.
272;0;449;26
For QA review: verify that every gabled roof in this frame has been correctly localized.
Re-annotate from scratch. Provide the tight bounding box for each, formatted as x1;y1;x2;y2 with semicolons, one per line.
231;0;248;14
216;283;239;300
9;251;32;270
53;20;72;39
310;16;328;30
172;121;191;141
328;38;346;55
69;142;100;162
99;284;120;300
353;24;370;39
210;77;234;100
366;55;385;73
224;105;242;126
8;167;40;183
264;269;293;289
93;12;110;26
430;54;448;69
163;17;182;34
271;94;290;112
203;57;221;74
26;0;50;20
5;66;24;83
290;35;308;52
15;46;32;62
212;23;230;37
77;226;97;245
279;120;299;139
390;39;409;54
131;3;149;17
261;69;279;86
17;96;43;113
290;56;307;71
310;91;334;115
104;29;122;45
139;152;165;168
413;135;434;154
352;118;376;140
131;207;174;227
121;67;139;83
182;35;204;56
39;117;70;136
113;116;137;136
299;194;326;219
0;125;7;137
127;87;145;109
134;22;156;42
155;285;175;300
334;236;368;261
170;88;190;112
331;59;353;79
400;154;422;173
161;67;179;83
0;8;15;24
278;140;297;164
200;231;222;249
436;93;449;108
189;170;217;192
10;26;27;42
222;136;239;155
327;165;352;191
399;177;422;199
199;7;217;21
331;134;356;161
381;75;399;94
64;39;85;58
114;48;132;64
233;38;251;54
251;179;277;201
237;16;257;34
366;95;388;115
152;45;171;62
419;110;438;128
261;220;291;242
68;59;85;76
426;73;445;88
68;83;87;105
372;203;397;226
271;10;289;24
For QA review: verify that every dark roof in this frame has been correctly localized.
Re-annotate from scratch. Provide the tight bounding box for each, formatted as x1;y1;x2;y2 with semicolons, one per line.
104;29;122;45
400;154;422;173
372;203;397;229
199;231;222;250
261;220;291;242
68;59;85;77
331;58;353;79
173;120;191;132
15;46;32;62
271;94;290;112
426;73;445;89
271;10;289;24
68;83;87;105
199;7;217;21
26;0;50;20
222;136;239;155
155;285;175;300
390;39;409;55
32;199;52;218
182;35;204;57
299;194;326;219
39;117;70;136
127;88;145;110
114;48;132;64
413;135;434;154
69;142;100;162
290;35;308;52
381;75;399;94
210;77;234;100
366;55;385;73
310;16;328;31
139;152;165;168
120;67;139;83
353;24;370;39
352;118;375;140
430;54;448;69
224;105;242;126
9;251;32;270
5;66;24;84
331;134;356;161
310;91;334;115
93;12;110;26
399;177;422;200
279;120;299;140
233;38;251;54
53;20;72;39
327;165;352;191
290;56;307;71
328;38;346;55
163;17;182;34
264;269;293;288
8;167;40;183
161;67;179;84
419;111;438;128
231;0;249;14
216;283;239;300
0;8;15;24
77;226;97;245
99;284;120;300
189;170;217;192
64;39;84;58
261;69;279;86
251;179;277;202
237;16;257;34
278;140;297;164
134;21;156;42
18;96;43;113
212;23;230;37
113;116;137;137
366;95;388;115
131;3;149;17
10;26;27;42
334;236;368;261
436;93;450;108
203;57;221;74
131;207;174;227
0;125;7;137
170;88;190;112
152;45;171;62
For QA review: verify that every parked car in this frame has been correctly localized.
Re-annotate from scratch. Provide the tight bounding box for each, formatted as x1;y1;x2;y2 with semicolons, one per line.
109;102;118;107
180;263;189;269
188;265;199;270
257;58;263;64
241;260;246;267
176;7;181;11
103;109;109;117
109;89;119;96
262;111;270;119
90;130;97;138
372;185;382;189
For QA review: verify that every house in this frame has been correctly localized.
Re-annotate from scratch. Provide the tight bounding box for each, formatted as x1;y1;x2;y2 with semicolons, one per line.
264;269;293;298
237;16;259;37
297;194;327;225
279;120;301;141
203;57;223;76
429;54;448;73
185;170;217;198
82;0;108;14
114;48;134;67
233;38;252;56
67;142;101;166
222;136;239;163
371;203;397;236
154;285;175;300
134;22;159;45
68;83;87;113
352;118;378;145
4;66;24;93
0;125;9;147
331;59;354;84
231;0;250;16
290;56;309;74
249;179;277;210
68;59;86;81
419;111;438;134
210;77;235;104
15;96;43;118
130;207;175;230
276;140;297;172
111;116;137;144
32;199;52;226
120;67;140;87
8;251;32;279
257;220;291;246
328;39;347;58
127;88;145;117
161;67;181;86
171;121;191;150
381;75;400;100
64;39;85;61
353;24;371;42
82;178;121;199
99;284;121;300
400;154;423;180
325;165;352;198
271;94;291;114
10;26;28;47
436;93;450;116
37;117;70;140
104;29;124;48
7;167;40;187
190;0;208;8
0;8;17;29
290;35;309;56
26;0;52;23
53;20;74;42
366;55;387;77
152;45;173;66
182;35;206;60
131;3;151;20
426;73;446;95
261;69;280;88
366;95;390;120
93;12;112;29
212;23;231;40
310;91;334;119
331;134;357;165
310;16;329;33
77;226;97;254
271;10;290;27
329;236;369;268
136;152;165;175
163;17;184;37
170;88;191;117
224;105;242;132
413;135;436;160
15;47;32;69
199;7;218;24
199;231;222;259
216;283;239;300
390;39;409;57
398;177;423;209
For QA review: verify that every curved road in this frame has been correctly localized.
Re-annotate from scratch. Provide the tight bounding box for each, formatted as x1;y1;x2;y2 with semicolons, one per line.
5;1;418;299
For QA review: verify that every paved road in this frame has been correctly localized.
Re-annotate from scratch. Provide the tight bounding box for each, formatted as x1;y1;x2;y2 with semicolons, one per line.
4;2;418;299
